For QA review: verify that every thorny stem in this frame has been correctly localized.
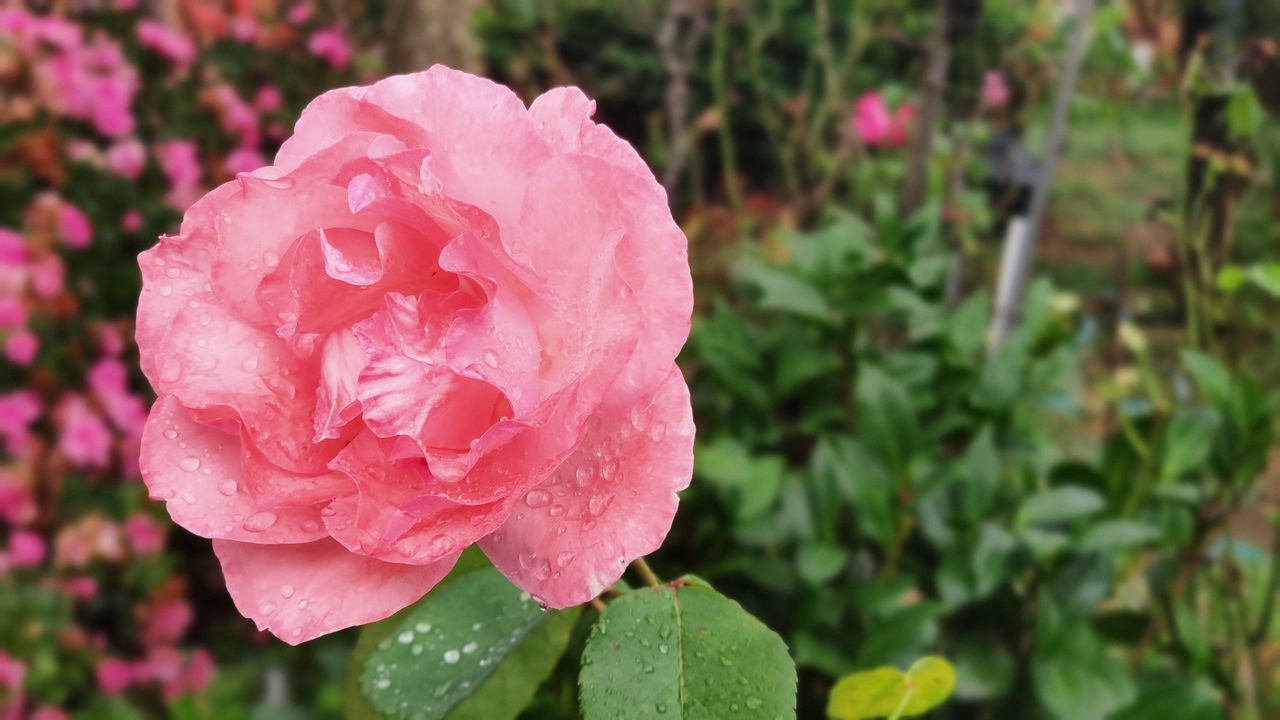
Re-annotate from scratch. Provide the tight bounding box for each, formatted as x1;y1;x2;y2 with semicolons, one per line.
632;557;662;588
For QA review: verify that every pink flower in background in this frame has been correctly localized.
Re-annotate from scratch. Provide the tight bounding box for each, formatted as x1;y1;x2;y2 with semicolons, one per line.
224;145;265;175
29;256;64;299
122;209;144;232
157;139;203;210
852;91;892;145
123;514;164;555
4;330;37;366
230;16;258;43
57;201;93;249
9;530;46;567
852;91;915;149
95;658;134;695
208;83;260;146
89;358;147;435
30;708;69;720
56;395;113;469
307;25;351;69
0;475;35;525
0;391;41;455
885;102;916;147
287;2;314;25
178;649;215;696
106;138;147;180
62;575;98;601
137;20;196;66
981;69;1011;109
0;299;25;329
140;599;193;647
136;66;694;643
253;84;283;113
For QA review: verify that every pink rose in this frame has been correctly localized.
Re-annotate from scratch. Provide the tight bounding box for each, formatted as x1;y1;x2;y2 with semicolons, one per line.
136;66;694;644
136;20;196;66
123;513;164;555
56;395;113;469
106;138;147;180
981;69;1011;110
307;26;351;69
9;530;45;567
4;330;37;366
852;91;892;146
57;202;92;249
95;657;133;695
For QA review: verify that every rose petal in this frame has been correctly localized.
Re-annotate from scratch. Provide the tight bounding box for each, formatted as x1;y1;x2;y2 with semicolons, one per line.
140;396;328;543
480;365;693;606
214;537;458;644
322;430;514;564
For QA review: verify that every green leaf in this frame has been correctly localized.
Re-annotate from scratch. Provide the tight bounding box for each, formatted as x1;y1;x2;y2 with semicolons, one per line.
1159;410;1220;483
1032;625;1135;720
579;580;797;719
1248;263;1280;297
360;568;557;720
736;259;834;325
446;606;582;720
856;364;918;479
1078;520;1161;552
795;542;849;586
1180;349;1232;409
949;636;1014;701
1215;265;1246;293
1016;485;1105;526
827;656;956;719
344;549;492;720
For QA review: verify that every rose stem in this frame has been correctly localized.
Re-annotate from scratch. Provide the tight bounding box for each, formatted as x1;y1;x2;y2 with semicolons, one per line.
631;557;662;588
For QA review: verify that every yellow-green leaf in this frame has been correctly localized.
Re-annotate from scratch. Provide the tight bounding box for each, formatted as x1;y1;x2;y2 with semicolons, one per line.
827;656;956;719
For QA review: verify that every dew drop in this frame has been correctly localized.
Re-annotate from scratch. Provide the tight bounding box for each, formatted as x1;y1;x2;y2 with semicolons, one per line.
411;644;423;656
443;649;460;664
548;504;566;517
243;511;278;532
397;631;414;644
462;642;477;654
746;697;763;709
574;466;592;487
482;350;499;368
524;488;553;508
181;492;196;505
262;251;280;268
259;601;277;615
300;520;320;533
648;422;668;443
158;358;182;383
179;456;200;472
321;506;338;517
280;585;295;599
415;622;432;633
240;356;259;372
555;551;575;568
163;428;178;440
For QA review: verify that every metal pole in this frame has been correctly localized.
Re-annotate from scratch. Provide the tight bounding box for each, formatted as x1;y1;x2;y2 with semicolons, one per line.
988;0;1096;351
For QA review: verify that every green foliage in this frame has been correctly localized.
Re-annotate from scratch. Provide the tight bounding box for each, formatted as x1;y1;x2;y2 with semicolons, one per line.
579;578;797;719
827;656;956;719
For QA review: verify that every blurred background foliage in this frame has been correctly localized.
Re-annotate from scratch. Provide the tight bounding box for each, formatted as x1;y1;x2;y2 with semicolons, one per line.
2;0;1280;717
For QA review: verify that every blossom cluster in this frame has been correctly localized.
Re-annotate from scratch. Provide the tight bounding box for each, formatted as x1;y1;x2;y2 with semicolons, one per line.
0;1;356;715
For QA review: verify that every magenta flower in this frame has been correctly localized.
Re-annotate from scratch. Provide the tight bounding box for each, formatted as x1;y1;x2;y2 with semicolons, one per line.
981;69;1011;109
106;137;147;180
852;91;892;145
136;66;694;643
136;20;196;66
307;25;351;69
56;201;93;249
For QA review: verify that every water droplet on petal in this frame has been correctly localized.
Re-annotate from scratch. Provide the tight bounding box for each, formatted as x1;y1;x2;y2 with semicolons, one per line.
482;350;499;368
217;479;237;496
524;489;553;508
648;422;668;443
240;356;259;372
243;511;278;532
180;456;200;472
280;585;295;598
548;504;566;517
556;551;575;568
163;428;179;440
300;520;320;533
262;251;279;268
